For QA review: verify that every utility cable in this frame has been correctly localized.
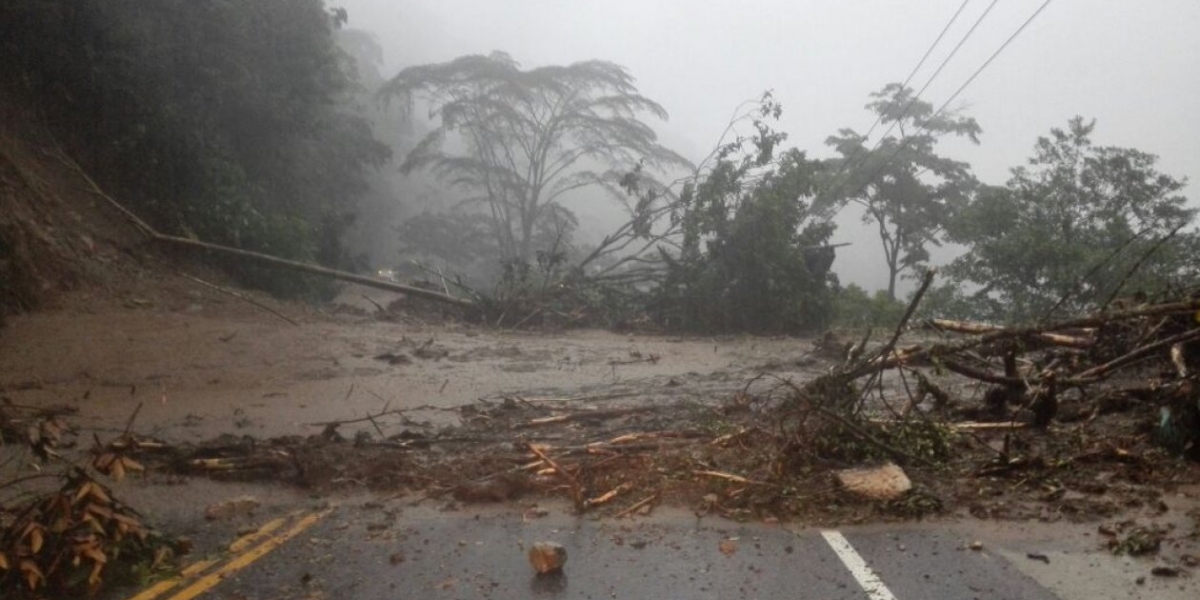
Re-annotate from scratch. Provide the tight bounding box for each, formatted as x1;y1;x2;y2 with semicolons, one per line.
849;0;1056;201
869;0;1002;153
925;0;1054;124
824;0;987;206
860;0;975;143
827;0;1055;294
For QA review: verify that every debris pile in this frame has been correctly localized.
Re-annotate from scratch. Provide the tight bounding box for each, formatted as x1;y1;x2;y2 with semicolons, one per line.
0;404;178;598
127;285;1199;528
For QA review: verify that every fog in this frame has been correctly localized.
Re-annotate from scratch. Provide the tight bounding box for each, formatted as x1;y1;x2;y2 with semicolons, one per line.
335;0;1200;293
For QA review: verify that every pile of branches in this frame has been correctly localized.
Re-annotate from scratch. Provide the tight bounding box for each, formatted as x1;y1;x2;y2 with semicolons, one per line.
774;271;1200;470
151;277;1199;523
0;403;179;598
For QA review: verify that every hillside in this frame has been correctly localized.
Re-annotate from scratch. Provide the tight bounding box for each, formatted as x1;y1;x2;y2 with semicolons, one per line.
0;92;146;318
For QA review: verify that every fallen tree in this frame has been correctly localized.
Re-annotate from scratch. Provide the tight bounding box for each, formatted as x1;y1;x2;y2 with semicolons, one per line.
59;149;473;309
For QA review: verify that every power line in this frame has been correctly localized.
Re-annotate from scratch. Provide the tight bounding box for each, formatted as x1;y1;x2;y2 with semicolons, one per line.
847;0;1056;202
868;0;1002;153
859;0;975;143
926;0;1054;123
824;0;1055;290
823;0;981;209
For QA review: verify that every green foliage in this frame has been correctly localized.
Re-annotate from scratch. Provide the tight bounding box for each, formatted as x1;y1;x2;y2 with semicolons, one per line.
822;84;980;300
655;101;837;333
396;204;579;288
807;418;953;466
833;284;905;330
944;117;1197;322
912;283;983;321
381;52;689;264
0;0;389;297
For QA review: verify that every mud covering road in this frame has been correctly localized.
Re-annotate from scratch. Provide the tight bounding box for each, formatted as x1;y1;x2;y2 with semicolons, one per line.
0;286;824;442
2;284;1199;600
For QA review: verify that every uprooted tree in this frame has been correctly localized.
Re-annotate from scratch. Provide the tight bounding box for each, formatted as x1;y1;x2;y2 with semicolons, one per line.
380;51;691;266
652;97;839;333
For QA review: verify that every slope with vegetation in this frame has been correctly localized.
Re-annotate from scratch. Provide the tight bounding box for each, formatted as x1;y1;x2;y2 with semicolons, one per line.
0;0;389;309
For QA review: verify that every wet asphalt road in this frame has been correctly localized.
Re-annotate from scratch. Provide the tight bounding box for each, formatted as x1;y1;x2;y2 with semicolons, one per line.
177;506;1067;600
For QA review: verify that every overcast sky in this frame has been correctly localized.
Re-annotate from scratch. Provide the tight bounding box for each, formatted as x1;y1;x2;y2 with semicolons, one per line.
336;0;1200;292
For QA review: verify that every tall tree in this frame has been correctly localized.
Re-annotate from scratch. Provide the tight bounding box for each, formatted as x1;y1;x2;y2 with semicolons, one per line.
944;117;1197;322
380;52;689;263
823;84;980;300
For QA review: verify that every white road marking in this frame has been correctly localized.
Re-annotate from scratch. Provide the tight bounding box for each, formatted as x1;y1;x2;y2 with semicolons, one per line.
821;530;899;600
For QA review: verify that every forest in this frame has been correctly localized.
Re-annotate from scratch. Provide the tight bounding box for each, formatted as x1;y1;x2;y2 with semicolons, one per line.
3;0;1195;331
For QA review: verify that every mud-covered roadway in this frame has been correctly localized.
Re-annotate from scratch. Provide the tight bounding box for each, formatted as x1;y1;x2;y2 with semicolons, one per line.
1;282;1198;600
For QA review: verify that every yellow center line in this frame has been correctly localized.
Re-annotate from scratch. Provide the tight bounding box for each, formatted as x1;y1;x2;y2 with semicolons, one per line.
125;510;314;600
227;514;292;554
164;508;331;600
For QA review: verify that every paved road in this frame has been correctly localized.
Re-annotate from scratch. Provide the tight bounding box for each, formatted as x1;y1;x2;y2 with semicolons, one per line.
110;497;1199;600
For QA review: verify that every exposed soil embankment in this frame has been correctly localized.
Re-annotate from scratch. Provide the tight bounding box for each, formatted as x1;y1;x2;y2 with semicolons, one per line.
0;93;148;319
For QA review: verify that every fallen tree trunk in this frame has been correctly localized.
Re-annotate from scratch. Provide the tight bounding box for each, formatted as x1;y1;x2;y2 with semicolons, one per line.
61;149;474;309
155;234;473;308
926;319;1093;349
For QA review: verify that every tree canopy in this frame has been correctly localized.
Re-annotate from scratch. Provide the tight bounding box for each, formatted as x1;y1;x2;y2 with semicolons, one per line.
380;52;690;263
944;117;1197;322
654;99;837;333
822;83;980;300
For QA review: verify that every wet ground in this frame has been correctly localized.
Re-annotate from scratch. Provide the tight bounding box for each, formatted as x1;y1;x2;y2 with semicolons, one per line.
85;486;1200;600
2;284;1199;599
0;286;824;442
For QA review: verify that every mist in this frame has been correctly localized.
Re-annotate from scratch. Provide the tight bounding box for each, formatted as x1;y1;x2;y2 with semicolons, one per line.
332;0;1199;294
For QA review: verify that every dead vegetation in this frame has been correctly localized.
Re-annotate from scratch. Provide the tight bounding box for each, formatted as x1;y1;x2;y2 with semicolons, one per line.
0;402;181;598
1;273;1197;596
102;278;1197;531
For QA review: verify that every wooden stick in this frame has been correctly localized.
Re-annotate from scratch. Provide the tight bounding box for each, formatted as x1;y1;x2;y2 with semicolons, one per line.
584;482;633;508
178;272;299;326
517;407;655;428
614;492;660;518
527;443;584;512
866;418;1028;431
693;470;770;485
1077;326;1200;379
926;319;1092;348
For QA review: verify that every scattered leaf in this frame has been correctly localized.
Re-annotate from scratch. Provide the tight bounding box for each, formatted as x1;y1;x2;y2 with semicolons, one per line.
20;559;45;590
30;528;43;555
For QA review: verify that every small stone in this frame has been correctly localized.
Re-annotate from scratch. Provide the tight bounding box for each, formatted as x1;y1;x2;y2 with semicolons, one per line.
528;541;567;575
969;541;983;551
203;496;260;521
